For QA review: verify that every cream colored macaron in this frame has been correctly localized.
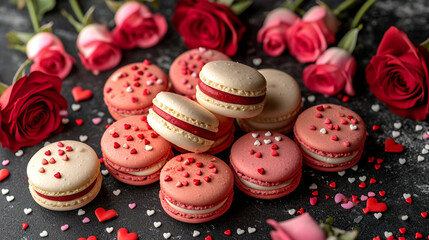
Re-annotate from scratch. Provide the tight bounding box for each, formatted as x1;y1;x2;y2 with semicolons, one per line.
196;61;267;118
147;92;219;153
27;140;101;211
237;69;302;133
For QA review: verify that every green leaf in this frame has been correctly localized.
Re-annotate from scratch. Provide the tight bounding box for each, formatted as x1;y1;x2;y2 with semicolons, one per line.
6;31;34;46
69;0;85;22
12;59;33;84
0;82;9;97
217;0;234;6
61;9;84;32
351;0;377;28
39;21;53;32
83;5;96;26
421;38;429;52
8;44;27;53
33;0;56;21
104;0;123;12
230;0;252;15
333;0;359;16
337;27;361;53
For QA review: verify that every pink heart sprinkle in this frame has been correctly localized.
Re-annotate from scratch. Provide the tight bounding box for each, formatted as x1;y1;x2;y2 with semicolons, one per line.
334;193;346;203
368;192;376;197
61;224;69;231
424;132;429;139
341;201;354;209
82;217;90;223
360;195;368;201
2;160;10;166
310;197;317;206
128;203;136;209
92;118;102;125
59;109;68;117
156;78;164;85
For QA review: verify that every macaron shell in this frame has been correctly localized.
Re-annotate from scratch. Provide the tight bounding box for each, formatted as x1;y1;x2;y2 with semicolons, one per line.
294;104;366;155
237;114;298;133
27;141;99;193
170;48;231;96
103;62;168;113
230;131;302;183
160;153;234;207
100;115;172;169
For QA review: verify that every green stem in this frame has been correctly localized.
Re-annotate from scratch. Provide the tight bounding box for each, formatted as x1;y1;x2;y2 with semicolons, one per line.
0;82;9;96
333;0;359;16
69;0;85;23
12;59;33;84
26;0;40;32
290;0;305;12
351;0;377;28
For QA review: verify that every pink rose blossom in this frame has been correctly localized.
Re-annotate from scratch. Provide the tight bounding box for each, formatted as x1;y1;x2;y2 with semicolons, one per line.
113;2;167;49
257;8;299;56
26;32;75;79
77;24;122;75
303;47;357;96
267;213;325;240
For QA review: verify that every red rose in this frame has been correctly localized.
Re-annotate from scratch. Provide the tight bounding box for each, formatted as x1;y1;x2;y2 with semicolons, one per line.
26;32;75;79
172;0;246;56
0;72;68;152
113;1;167;50
366;26;429;120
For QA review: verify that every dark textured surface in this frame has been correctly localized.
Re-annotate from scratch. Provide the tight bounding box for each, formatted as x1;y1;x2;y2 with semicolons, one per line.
1;0;429;239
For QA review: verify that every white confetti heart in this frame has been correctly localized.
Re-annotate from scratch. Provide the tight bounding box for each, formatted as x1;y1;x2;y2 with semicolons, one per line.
113;189;121;196
192;230;200;237
24;208;32;215
425;144;429;150
309;183;318;190
252;58;262;66
98;112;105;117
106;227;114;233
337;171;345;176
307;95;316;103
62;118;70;124
416;125;423;131
288;209;296;215
237;228;245;235
399;158;406;165
147;209;155;216
263;139;272;144
265;131;272;136
251;133;259;138
348;178;356;183
1;189;9;195
107;118;113;124
154;222;162;228
351;165;358;171
248;227;256;234
77;209;85;216
403;193;411;199
79;135;88;142
39;230;48;238
15;150;23;157
71;104;81;111
44;141;51;147
384;231;393;238
6;195;14;202
101;169;109;176
350;124;357;130
163;232;171;239
254;140;261;146
418;155;425;162
422;148;429;154
359;176;367;182
145;145;153;151
401;215;408;221
392;131;400;138
374;213;382;219
320;128;327;134
393;122;402;129
371;104;380;112
274;136;282;141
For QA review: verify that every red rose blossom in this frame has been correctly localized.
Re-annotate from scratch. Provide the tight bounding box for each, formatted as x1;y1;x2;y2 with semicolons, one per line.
0;71;68;152
366;26;429;120
172;0;246;56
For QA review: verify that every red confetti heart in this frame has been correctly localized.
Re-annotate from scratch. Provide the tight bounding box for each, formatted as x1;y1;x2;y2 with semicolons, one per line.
374;164;381;170
372;125;380;131
385;138;404;152
372;236;380;240
352;195;359;203
363;197;387;213
72;86;93;102
377;158;383;164
399;228;406;234
329;182;336;188
22;223;29;230
0;169;10;182
379;191;386;197
421;212;428;218
325;195;330;199
312;191;318;196
405;198;412;204
370;178;377;184
257;168;265;174
359;182;366;188
398;237;405;240
386;236;394;240
415;232;423;239
297;208;305;214
224;229;231;235
76;119;84;126
95;207;118;222
205;236;212;240
342;95;349;102
368;157;375;163
117;228;138;240
78;236;97;240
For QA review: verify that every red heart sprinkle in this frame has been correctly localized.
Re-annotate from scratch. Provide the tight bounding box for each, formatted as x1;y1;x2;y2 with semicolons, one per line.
62;155;69;161
379;191;386;197
224;229;231;235
72;87;93;102
39;167;45;173
208;163;215;169
331;135;338;141
343;141;350;147
126;136;134;141
144;139;150;145
196;162;203;168
374;164;381;170
65;146;73;151
372;125;380;131
351;118;358;124
124;124;131;129
105;87;112;93
364;197;387;213
95;207;118;222
309;125;316;130
205;236;212;240
329;182;336;188
195;170;202;176
188;157;195;163
42;159;48;165
342;95;350;102
385;138;404;152
75;119;84;126
421;212;428;218
143;59;151;65
193;179;201;185
271;144;278;150
315;113;322;118
49;158;56;164
112;132;119;138
334;125;339;130
248;149;254;155
362;208;369;214
45;150;51;156
137;134;144;139
117;227;138;240
131;97;137;103
130;148;137;154
316;106;324;111
347;115;353;120
142;89;150;96
415;232;422;239
134;82;140;87
150;132;158;138
370;178;377;184
114;142;120;148
405;198;412;204
22;223;29;230
54;172;61;179
271;150;279;156
182;181;188;186
211;168;217;173
99;158;104;163
57;142;64;147
164;175;172;181
399;227;406;234
58;149;65;156
204;176;210;182
257;168;265;174
324;118;331;124
359;182;366;188
182;172;189;177
175;156;182;162
327;124;333;130
255;152;262;158
368;157;375;163
352;195;359;203
312;191;318;196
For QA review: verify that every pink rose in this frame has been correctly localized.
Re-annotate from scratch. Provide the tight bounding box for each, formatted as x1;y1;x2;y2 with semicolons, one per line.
287;6;339;63
267;213;325;240
113;1;167;50
77;24;122;75
26;32;75;79
303;47;357;96
257;8;299;56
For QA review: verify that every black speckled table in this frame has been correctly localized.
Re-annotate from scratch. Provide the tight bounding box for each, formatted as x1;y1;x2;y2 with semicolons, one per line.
1;0;429;239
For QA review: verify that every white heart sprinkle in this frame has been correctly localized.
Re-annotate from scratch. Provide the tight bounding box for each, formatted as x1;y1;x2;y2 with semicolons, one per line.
415;125;423;131
237;228;245;235
425;144;429;150
101;169;109;176
403;193;411;199
418;155;425;162
263;139;271;144
113;189;121;196
320;128;327;134
254;140;261;146
6;195;14;202
374;213;382;219
337;171;345;176
348;177;356;183
394;122;402;129
309;183;318;190
422;148;429;154
251;133;259;138
145;145;153;151
265;131;272;136
399;158;406;165
252;58;262;66
126;86;133;92
192;230;200;237
79;135;88;142
62;118;70;124
307;95;316;103
107;118;113;124
288;209;296;215
154;221;162;228
359;176;367;182
350;124;357;130
106;227;114;233
384;231;393;238
39;230;48;238
351;165;358;171
401;215;408;221
71;104;81;111
24;208;32;215
371;104;380;112
77;209;85;216
274;136;282;141
147;209;155;216
15;150;23;157
392;131;400;138
248;227;256;234
2;189;9;195
163;232;171;239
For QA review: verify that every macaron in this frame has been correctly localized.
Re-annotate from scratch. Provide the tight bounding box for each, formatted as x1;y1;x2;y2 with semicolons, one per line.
159;153;234;223
196;61;267;118
27;141;102;211
101;115;173;185
169;48;231;97
103;60;169;120
230;131;302;199
294;104;366;172
237;69;302;133
147;92;219;153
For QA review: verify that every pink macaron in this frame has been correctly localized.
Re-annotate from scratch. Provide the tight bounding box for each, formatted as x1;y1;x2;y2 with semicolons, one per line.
230;131;302;199
101;115;173;185
103;60;169;120
169;48;231;97
159;153;234;223
294;104;366;172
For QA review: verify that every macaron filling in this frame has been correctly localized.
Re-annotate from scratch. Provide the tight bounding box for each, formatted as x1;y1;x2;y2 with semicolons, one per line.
152;104;216;140
238;177;292;191
165;197;228;215
198;80;265;105
120;158;167;176
300;144;359;164
32;177;98;202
